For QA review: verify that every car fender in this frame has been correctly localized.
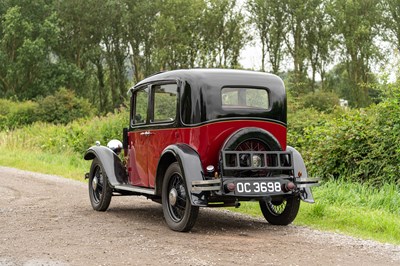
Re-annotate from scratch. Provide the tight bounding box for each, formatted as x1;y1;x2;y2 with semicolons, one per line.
157;143;208;207
286;145;315;203
84;146;127;186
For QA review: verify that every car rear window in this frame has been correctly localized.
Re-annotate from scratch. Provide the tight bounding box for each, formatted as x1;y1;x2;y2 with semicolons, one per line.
221;87;269;110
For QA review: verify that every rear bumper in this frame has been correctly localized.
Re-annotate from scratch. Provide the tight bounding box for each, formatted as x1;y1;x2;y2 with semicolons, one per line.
191;176;320;198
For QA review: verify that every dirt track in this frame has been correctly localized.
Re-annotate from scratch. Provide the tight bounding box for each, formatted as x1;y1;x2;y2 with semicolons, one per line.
1;166;400;265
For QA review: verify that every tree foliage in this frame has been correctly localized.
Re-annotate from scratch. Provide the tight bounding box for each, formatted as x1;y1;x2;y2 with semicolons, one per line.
247;0;390;106
247;0;285;73
328;0;382;107
0;0;398;112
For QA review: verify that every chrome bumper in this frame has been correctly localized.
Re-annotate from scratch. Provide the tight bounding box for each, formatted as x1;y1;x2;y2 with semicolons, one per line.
191;177;320;192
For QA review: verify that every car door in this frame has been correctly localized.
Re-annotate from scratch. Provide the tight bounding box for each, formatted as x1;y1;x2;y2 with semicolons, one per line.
128;83;179;188
128;85;151;187
146;83;179;187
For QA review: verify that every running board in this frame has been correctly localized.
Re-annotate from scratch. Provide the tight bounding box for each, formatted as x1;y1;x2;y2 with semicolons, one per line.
114;184;156;195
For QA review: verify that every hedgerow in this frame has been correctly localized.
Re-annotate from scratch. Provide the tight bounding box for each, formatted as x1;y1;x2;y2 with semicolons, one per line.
288;90;400;186
1;86;400;187
0;108;128;155
0;99;39;130
0;88;95;130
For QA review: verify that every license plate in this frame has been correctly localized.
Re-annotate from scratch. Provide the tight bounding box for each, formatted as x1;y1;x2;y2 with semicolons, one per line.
235;180;282;195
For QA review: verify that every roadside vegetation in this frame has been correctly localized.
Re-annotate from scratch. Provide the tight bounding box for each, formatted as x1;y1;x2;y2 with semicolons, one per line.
1;86;400;244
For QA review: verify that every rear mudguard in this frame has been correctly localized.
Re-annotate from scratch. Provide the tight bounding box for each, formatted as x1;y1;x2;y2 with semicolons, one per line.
157;144;208;207
84;146;127;186
286;145;315;203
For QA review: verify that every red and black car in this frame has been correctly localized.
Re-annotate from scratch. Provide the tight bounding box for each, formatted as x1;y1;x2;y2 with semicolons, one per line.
84;69;319;232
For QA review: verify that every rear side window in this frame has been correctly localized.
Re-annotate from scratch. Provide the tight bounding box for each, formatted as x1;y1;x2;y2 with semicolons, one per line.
221;87;269;110
152;84;178;123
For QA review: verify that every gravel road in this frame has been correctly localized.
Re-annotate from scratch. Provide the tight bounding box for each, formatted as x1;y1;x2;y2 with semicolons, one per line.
0;166;399;266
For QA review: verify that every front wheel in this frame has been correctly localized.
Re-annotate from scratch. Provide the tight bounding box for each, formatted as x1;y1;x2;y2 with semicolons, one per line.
162;162;199;232
259;196;300;225
88;157;113;211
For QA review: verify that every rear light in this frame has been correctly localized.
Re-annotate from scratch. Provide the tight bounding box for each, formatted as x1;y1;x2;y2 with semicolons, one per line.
224;182;235;192
282;182;296;192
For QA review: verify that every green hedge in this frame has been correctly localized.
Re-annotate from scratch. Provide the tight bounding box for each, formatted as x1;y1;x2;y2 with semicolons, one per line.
0;99;39;130
36;88;95;124
288;95;400;186
0;108;128;154
0;88;95;130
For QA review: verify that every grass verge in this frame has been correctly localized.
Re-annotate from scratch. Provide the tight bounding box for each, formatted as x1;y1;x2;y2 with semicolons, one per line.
0;146;90;181
1;147;399;245
228;181;400;245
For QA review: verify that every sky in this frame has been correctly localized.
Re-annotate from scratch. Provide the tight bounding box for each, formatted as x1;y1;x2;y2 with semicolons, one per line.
239;42;262;70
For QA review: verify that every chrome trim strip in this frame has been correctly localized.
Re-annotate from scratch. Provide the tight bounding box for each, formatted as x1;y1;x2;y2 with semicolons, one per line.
192;180;221;185
191;186;220;192
296;183;320;188
295;177;321;183
114;185;156;195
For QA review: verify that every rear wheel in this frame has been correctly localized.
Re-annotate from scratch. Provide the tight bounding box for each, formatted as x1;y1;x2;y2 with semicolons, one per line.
224;128;300;225
162;162;199;232
259;196;300;225
88;158;113;211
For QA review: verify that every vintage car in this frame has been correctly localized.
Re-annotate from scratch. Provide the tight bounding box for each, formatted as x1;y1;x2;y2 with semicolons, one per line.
84;69;319;232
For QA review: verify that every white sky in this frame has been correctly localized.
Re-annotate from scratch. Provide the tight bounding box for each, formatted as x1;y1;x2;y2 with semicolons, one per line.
239;42;262;70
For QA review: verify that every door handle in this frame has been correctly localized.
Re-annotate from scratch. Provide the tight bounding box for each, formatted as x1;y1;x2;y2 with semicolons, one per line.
140;131;154;136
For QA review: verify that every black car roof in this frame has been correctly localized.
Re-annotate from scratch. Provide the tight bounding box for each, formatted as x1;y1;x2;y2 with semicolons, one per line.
130;69;285;93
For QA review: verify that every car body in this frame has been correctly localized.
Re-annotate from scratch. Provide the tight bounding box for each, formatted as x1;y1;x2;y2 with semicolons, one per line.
84;69;319;231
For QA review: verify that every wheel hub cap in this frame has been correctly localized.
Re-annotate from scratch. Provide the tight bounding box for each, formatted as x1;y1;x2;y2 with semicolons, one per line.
169;188;178;206
92;176;98;191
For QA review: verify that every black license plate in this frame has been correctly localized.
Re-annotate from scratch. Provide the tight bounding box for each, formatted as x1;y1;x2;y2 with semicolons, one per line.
235;180;283;195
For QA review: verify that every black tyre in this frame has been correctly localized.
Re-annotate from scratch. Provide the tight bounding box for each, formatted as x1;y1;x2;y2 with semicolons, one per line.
162;162;199;232
259;196;300;225
88;157;113;211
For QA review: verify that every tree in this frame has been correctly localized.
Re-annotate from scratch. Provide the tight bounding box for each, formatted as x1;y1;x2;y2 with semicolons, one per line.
152;0;205;70
55;0;108;111
283;0;309;89
303;0;334;91
102;0;130;110
124;0;161;81
201;0;247;68
383;0;400;50
56;0;130;112
247;0;286;73
0;0;66;99
328;0;382;107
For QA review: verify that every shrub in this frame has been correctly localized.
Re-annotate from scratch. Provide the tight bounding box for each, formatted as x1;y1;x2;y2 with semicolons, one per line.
0;99;39;130
36;88;95;124
300;91;340;112
288;92;400;186
0;107;129;155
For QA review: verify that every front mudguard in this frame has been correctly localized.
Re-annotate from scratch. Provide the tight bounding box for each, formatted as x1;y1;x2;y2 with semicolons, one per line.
158;144;208;207
84;146;127;186
287;145;317;203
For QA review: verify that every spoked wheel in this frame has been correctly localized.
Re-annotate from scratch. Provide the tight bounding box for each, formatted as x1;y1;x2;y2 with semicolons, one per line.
234;139;271;177
162;162;199;232
88;158;113;211
259;196;300;225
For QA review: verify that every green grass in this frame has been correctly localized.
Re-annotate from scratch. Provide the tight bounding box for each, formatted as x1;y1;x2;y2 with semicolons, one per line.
228;180;400;245
0;146;90;181
1;146;400;245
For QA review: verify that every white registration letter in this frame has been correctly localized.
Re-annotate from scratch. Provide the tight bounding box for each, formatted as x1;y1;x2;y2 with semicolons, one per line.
245;183;251;193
